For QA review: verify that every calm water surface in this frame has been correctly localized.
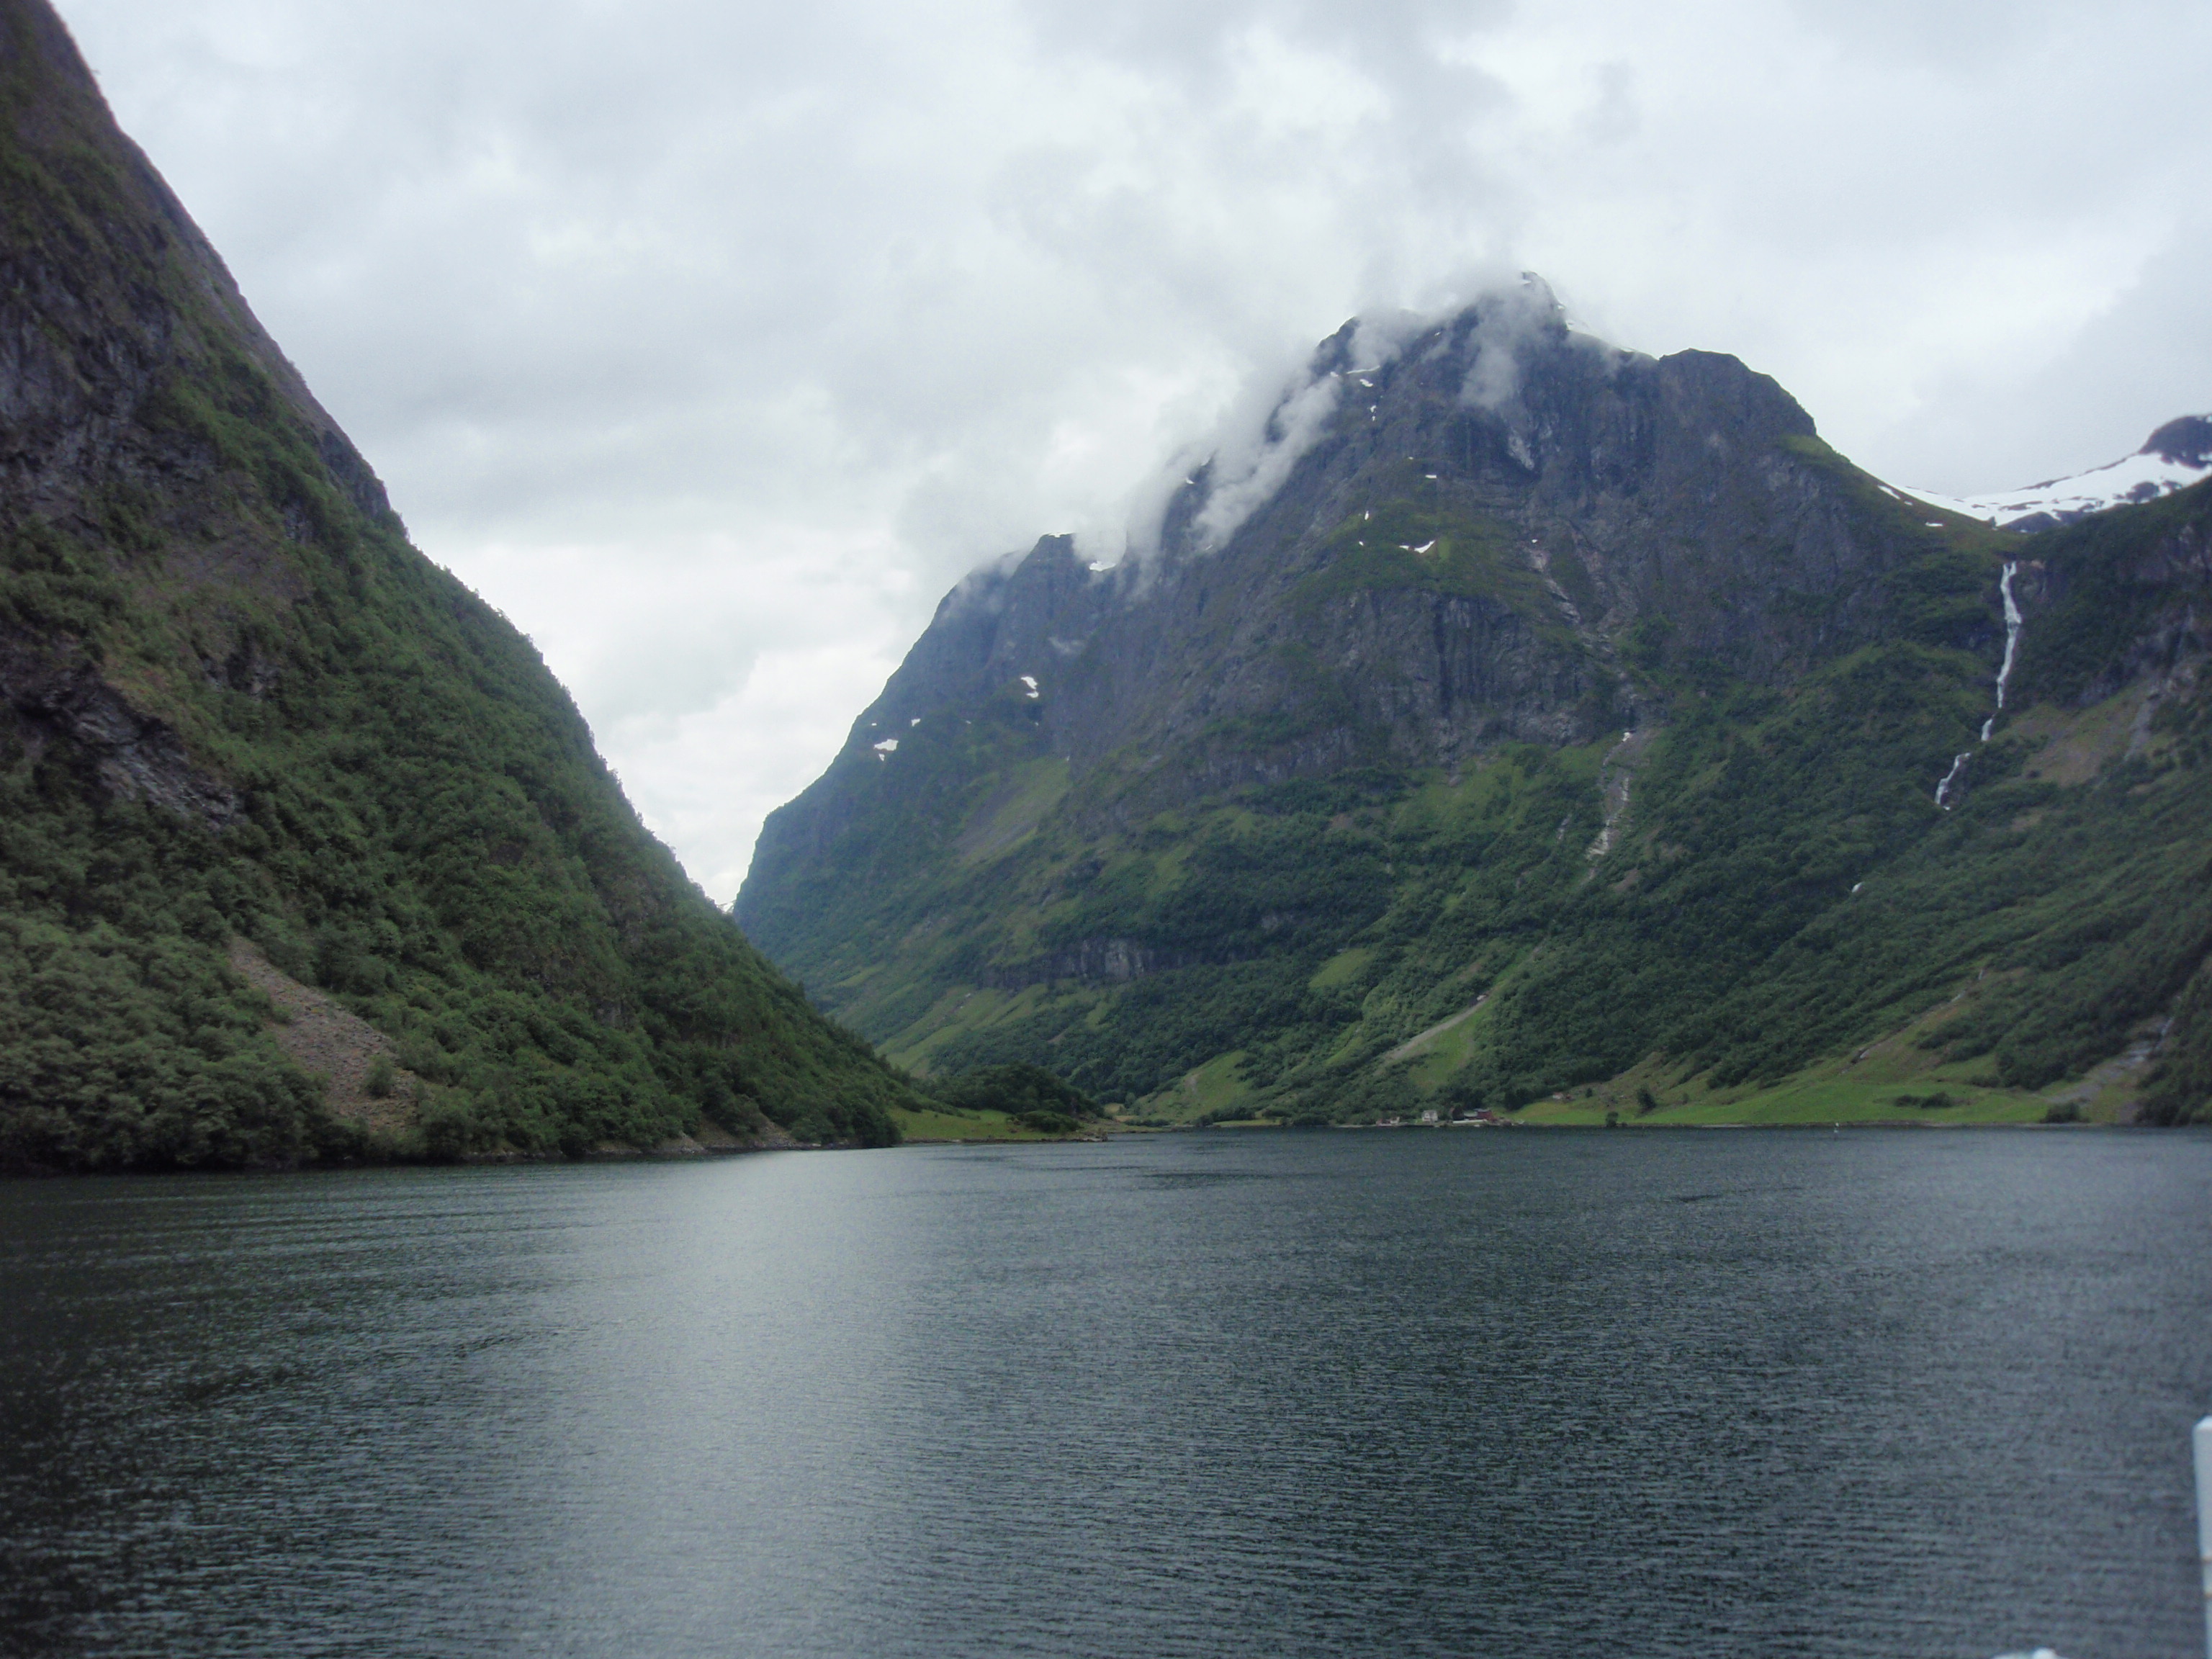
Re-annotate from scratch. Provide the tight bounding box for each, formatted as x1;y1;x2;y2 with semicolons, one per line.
2;1130;2208;1658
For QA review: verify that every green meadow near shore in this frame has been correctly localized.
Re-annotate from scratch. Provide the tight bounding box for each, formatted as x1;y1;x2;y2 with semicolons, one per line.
898;1013;2087;1136
1503;1079;2051;1128
1111;956;2138;1132
889;1103;1096;1142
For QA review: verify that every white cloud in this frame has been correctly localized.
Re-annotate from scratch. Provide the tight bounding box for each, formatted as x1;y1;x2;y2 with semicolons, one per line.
1190;367;1343;550
55;0;2212;898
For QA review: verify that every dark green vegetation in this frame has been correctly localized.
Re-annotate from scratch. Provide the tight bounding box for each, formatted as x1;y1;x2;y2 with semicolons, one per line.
926;1062;1100;1134
0;0;912;1169
741;294;2212;1129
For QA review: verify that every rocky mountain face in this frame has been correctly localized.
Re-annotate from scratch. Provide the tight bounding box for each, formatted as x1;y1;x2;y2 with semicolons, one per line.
799;305;1974;813
739;287;2212;1127
0;0;912;1169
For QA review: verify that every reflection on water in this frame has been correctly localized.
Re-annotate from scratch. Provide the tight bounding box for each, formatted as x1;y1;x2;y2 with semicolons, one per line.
2;1130;2208;1657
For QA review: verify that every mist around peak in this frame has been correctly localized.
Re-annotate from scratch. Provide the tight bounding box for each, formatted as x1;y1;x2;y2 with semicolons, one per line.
1112;273;1594;572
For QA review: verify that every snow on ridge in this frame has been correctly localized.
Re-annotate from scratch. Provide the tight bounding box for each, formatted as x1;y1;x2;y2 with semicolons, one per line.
1899;437;2209;530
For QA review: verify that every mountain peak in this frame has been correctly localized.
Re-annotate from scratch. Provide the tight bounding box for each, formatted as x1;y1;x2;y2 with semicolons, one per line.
2142;413;2212;469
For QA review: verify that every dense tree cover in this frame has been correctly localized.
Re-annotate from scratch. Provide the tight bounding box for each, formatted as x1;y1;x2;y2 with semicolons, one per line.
0;786;345;1169
0;6;909;1168
927;1062;1099;1132
0;444;910;1172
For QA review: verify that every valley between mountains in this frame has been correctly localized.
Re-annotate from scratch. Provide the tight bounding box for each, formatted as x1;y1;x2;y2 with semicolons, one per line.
738;300;2212;1133
3;0;2207;1169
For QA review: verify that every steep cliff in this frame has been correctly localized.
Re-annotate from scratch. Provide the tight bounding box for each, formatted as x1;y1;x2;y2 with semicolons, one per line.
740;287;2212;1126
0;0;910;1168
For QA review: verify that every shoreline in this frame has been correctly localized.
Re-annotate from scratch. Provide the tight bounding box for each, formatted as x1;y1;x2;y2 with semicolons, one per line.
3;1115;2175;1178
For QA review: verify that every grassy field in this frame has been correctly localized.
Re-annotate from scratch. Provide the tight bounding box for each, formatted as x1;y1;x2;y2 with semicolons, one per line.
1492;999;2086;1128
1514;1081;2051;1128
1493;1007;2091;1128
887;1103;1082;1142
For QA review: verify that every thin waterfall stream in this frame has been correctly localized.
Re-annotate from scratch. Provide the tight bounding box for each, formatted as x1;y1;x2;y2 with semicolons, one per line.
1936;560;2023;810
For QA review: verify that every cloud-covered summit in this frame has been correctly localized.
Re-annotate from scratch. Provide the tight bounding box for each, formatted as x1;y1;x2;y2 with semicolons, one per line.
56;0;2212;896
1118;276;1638;566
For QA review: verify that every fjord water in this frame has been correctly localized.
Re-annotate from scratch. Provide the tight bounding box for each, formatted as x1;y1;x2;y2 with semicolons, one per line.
3;1133;2207;1658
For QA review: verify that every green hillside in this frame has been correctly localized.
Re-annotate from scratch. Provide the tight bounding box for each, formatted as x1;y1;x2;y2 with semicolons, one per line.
739;297;2212;1130
0;0;912;1169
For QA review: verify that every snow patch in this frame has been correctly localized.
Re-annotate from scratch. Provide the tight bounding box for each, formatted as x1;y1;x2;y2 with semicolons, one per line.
1900;444;2208;529
873;737;899;757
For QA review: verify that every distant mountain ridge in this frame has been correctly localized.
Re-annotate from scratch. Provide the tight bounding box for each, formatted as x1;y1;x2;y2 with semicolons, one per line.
1903;415;2211;531
0;0;912;1168
739;285;2212;1129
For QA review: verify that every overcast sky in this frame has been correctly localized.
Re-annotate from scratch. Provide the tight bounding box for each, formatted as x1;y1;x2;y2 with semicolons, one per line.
58;0;2211;901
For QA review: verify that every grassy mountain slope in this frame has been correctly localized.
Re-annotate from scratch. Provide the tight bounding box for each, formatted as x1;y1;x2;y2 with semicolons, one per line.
739;297;2212;1128
0;0;909;1169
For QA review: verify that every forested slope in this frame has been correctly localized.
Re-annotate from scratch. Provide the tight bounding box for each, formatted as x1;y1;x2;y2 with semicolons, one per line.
0;0;910;1169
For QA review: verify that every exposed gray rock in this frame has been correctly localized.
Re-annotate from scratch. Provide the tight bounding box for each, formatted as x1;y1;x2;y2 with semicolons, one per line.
746;298;1963;912
0;628;239;825
984;935;1229;989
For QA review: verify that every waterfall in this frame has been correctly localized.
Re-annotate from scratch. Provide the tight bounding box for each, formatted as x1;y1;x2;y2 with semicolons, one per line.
1994;561;2023;709
1934;751;1973;809
1934;561;2024;811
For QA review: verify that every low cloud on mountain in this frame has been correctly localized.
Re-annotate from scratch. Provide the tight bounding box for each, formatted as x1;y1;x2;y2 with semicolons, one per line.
58;0;2212;896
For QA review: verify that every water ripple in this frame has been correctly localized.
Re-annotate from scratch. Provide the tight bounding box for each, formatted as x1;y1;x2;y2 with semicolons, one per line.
1;1131;2207;1657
